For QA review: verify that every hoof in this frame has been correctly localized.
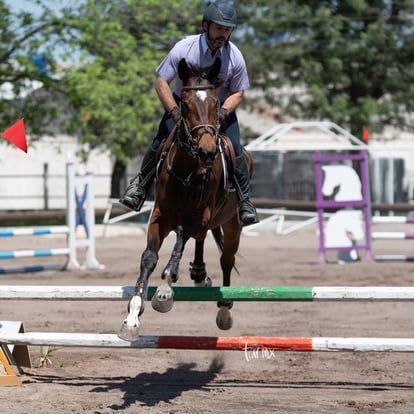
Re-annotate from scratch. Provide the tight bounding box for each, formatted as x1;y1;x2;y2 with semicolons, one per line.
194;276;212;287
216;306;233;330
118;322;140;342
118;295;143;341
151;285;174;313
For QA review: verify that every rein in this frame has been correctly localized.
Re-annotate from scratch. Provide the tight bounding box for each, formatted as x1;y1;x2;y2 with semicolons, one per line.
166;141;200;187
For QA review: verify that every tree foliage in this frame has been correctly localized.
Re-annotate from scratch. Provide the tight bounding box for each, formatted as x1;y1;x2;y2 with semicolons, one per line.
2;0;414;172
0;0;68;135
237;0;414;136
61;0;203;166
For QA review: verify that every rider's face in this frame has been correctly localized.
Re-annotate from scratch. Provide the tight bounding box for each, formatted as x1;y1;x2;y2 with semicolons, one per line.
205;22;233;51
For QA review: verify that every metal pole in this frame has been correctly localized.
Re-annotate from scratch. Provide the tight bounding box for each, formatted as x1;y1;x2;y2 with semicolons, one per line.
43;163;49;210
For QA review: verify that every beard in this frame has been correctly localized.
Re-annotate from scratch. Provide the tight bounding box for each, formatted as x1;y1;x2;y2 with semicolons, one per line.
206;31;228;50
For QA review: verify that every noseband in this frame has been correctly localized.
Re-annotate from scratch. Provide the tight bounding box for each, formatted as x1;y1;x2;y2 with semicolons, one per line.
179;84;221;159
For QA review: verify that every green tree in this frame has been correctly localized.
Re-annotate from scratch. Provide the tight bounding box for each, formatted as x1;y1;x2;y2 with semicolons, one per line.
238;0;414;137
0;0;68;135
61;0;203;196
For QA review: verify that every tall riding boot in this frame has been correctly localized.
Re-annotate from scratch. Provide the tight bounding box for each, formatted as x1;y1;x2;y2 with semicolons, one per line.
119;146;158;212
233;154;259;226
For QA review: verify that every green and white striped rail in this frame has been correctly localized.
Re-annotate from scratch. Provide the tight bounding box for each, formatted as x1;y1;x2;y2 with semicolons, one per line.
1;286;414;301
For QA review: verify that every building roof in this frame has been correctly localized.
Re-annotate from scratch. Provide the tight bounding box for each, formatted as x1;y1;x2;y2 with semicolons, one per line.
245;121;368;152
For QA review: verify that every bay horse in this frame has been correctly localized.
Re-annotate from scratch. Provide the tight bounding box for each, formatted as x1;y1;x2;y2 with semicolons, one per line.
118;57;253;341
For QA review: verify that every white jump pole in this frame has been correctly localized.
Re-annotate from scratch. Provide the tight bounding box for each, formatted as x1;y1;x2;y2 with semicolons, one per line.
1;331;414;352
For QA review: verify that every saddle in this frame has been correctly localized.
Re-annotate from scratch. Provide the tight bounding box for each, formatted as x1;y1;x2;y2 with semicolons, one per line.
219;133;236;177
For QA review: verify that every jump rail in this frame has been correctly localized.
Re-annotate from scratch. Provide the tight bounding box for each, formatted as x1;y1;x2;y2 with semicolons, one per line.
1;286;414;301
372;216;414;224
1;332;413;352
375;255;414;262
371;215;414;261
372;232;414;240
0;227;69;237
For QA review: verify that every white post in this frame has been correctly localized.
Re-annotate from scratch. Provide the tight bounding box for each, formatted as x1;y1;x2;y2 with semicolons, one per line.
373;157;381;204
66;163;80;269
386;158;394;208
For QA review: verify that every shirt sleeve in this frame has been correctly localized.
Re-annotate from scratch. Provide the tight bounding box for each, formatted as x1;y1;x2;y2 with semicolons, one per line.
155;43;182;83
229;50;250;93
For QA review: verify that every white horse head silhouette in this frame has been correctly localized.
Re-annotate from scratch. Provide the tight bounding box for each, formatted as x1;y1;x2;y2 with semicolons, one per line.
322;165;362;201
324;210;365;249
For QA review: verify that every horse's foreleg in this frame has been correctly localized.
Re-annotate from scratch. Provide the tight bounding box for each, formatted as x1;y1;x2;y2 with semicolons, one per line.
190;239;212;287
118;247;159;341
216;252;235;330
216;224;240;331
152;225;187;313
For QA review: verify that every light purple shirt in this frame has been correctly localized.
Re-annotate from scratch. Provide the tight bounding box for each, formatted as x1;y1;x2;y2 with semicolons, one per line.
156;33;249;103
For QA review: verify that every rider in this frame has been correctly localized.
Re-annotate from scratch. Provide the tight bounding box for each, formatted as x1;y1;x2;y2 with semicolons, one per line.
120;2;259;226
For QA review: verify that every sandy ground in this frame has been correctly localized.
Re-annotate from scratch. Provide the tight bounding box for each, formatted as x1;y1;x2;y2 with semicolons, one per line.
1;220;414;413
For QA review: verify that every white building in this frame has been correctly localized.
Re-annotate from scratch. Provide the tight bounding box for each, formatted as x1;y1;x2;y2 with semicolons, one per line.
0;134;112;210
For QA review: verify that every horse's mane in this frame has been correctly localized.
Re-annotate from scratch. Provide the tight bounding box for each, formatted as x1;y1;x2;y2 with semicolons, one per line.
186;62;225;88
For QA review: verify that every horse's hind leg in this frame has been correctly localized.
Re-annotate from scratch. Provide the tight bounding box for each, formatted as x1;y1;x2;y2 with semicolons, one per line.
190;239;212;287
152;225;187;313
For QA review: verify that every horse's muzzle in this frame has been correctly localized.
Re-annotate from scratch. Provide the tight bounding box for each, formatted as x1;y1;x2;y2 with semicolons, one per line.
198;146;218;167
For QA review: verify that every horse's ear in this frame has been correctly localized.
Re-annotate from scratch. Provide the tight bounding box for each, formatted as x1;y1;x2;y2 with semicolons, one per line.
208;58;221;83
178;58;190;85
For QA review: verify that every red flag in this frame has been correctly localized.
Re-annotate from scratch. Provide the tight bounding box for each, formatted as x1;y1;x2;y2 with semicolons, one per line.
362;126;370;142
1;118;27;153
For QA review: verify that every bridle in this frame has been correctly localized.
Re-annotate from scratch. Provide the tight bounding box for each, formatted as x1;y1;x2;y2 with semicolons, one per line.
179;83;221;159
165;82;222;187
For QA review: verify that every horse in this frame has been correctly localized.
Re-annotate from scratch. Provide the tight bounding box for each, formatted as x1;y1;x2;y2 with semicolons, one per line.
118;57;253;341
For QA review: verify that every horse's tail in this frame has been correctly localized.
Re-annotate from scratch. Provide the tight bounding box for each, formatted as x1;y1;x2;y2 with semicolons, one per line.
210;226;240;275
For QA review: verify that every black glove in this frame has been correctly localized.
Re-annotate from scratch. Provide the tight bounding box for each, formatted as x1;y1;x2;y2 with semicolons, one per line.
219;107;230;129
169;106;181;124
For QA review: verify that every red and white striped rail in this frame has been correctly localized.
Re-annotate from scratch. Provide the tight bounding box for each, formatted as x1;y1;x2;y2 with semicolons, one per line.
0;332;413;352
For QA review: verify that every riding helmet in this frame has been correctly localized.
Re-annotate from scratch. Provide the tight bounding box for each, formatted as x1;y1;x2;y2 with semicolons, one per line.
203;2;237;28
